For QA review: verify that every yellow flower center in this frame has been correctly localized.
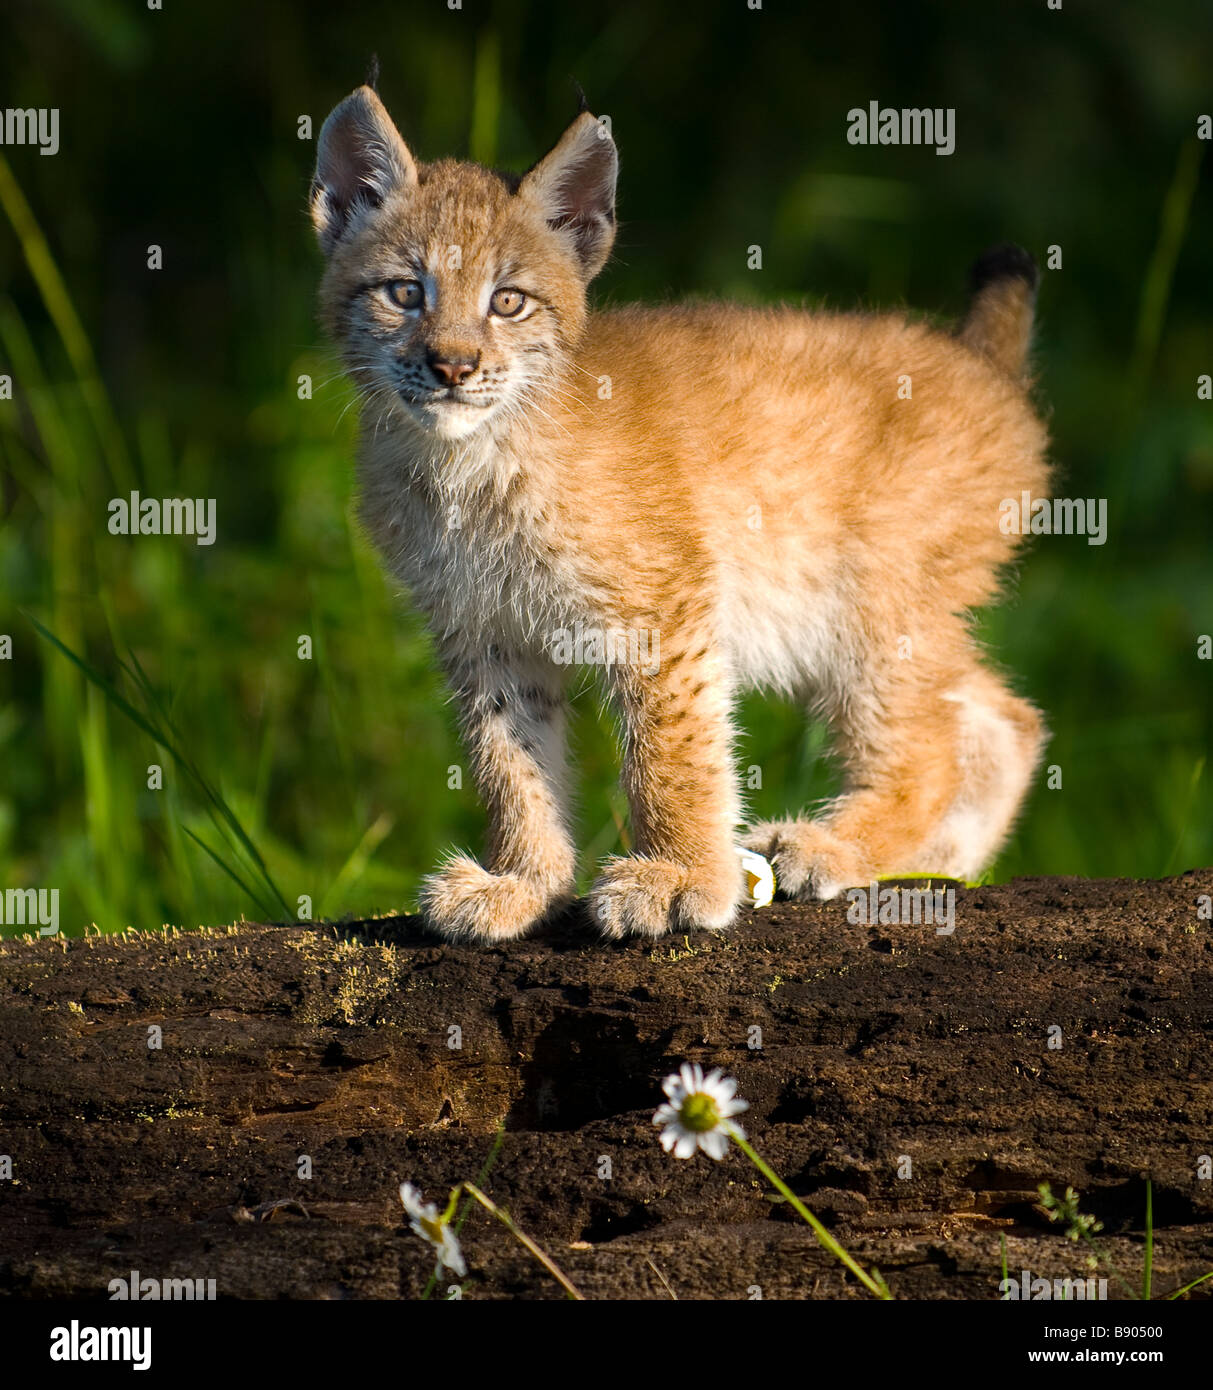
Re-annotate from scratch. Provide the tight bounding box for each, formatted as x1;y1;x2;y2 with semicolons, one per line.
680;1093;721;1132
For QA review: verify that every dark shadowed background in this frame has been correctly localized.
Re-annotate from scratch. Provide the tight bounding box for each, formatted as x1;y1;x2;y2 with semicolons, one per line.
1;0;1210;933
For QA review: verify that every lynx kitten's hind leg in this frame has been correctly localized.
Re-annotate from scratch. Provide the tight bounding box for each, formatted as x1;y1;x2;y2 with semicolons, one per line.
921;667;1045;880
744;656;1044;899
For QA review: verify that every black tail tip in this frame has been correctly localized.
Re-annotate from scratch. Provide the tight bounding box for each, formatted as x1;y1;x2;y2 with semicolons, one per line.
969;243;1039;294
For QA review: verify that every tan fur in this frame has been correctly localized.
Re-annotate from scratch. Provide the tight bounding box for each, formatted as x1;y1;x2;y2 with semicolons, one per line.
312;86;1050;942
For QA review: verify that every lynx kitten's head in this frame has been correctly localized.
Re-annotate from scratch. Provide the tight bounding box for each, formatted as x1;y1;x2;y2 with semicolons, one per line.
312;86;617;442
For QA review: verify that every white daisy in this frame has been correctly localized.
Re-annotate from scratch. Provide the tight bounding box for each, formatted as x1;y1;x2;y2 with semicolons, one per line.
653;1063;748;1160
736;847;776;908
399;1181;466;1278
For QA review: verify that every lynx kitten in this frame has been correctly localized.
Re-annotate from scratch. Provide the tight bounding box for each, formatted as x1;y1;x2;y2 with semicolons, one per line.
311;84;1049;943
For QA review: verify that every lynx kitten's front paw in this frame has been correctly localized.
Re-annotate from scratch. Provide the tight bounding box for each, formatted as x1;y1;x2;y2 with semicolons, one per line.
588;856;740;939
419;855;561;943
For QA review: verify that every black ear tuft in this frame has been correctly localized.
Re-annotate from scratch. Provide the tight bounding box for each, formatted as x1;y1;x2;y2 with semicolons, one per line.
569;77;590;115
365;54;381;91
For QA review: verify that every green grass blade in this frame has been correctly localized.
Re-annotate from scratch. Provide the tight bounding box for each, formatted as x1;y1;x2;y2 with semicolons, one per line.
1167;1269;1213;1300
1130;138;1204;398
0;152;134;492
27;610;169;746
182;826;277;921
318;812;394;919
93;632;291;917
1163;756;1205;876
27;612;293;918
469;29;501;167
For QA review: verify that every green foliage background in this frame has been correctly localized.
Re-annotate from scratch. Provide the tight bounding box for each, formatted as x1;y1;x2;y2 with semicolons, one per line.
1;0;1210;933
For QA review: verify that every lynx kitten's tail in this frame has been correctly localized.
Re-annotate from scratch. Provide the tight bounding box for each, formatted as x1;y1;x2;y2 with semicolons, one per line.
958;243;1039;379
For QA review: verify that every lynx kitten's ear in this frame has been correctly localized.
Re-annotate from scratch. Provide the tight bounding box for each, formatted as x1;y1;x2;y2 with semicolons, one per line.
311;86;418;254
520;111;617;279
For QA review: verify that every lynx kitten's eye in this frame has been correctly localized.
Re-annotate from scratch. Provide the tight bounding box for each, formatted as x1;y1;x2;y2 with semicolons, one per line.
490;288;526;318
386;280;424;310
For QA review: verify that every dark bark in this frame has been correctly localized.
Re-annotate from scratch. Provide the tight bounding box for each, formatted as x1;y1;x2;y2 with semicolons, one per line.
1;872;1211;1300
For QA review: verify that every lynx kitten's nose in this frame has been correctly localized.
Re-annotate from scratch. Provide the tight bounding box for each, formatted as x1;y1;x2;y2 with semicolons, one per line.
427;351;479;387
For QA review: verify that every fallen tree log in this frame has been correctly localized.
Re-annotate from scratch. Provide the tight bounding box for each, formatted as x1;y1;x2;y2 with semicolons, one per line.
1;872;1211;1300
